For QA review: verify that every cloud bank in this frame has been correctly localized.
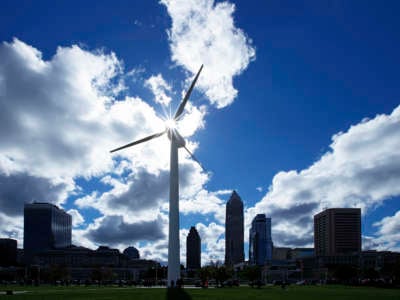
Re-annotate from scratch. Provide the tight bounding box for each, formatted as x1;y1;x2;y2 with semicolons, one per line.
247;105;400;249
161;0;256;108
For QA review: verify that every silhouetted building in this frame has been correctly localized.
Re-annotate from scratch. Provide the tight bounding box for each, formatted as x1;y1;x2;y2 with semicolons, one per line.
249;214;273;266
361;250;400;274
225;191;244;265
35;245;159;281
314;208;361;256
272;247;291;260
24;202;72;264
0;238;17;267
123;246;140;260
186;226;201;270
291;248;314;259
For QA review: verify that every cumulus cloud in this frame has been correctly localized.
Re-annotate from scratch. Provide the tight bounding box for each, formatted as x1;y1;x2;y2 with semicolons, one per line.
0;38;209;250
370;211;400;251
196;222;225;263
179;189;226;221
374;210;400;235
0;172;70;216
161;0;256;108
67;208;85;227
145;74;172;106
0;213;23;245
0;38;169;183
85;215;166;245
76;161;207;221
248;105;400;248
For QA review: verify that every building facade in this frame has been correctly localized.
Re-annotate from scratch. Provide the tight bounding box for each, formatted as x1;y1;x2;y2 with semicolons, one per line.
0;238;17;267
186;226;201;270
314;208;361;256
225;191;244;265
123;246;140;260
272;247;292;261
35;245;159;281
249;214;273;266
24;202;72;263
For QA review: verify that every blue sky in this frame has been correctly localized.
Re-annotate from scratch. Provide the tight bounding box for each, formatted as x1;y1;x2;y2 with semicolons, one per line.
0;0;399;264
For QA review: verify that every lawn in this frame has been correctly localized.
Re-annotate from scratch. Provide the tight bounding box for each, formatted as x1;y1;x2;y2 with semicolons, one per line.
0;285;399;300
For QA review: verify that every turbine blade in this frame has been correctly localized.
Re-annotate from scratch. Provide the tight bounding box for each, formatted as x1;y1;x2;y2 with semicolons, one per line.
174;64;203;120
110;130;166;153
183;146;207;173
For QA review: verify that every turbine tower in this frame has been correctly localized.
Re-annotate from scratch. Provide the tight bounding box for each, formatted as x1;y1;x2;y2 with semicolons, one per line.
110;65;203;287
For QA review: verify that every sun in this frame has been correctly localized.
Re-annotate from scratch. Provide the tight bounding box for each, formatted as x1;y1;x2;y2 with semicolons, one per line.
164;118;177;130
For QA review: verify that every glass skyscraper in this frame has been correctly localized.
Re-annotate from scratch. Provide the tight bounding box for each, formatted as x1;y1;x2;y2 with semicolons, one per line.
24;202;72;264
249;214;273;266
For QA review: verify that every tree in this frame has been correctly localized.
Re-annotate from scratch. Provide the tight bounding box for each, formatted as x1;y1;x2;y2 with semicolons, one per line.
242;265;261;284
199;266;214;287
215;265;232;286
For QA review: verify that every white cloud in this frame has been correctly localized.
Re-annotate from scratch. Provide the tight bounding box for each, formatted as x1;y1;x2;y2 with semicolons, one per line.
197;222;225;264
67;208;85;227
179;189;226;222
145;73;172;106
0;213;23;247
248;105;400;248
370;210;400;251
176;103;207;137
0;39;209;252
374;210;400;236
161;0;256;108
0;38;169;183
175;222;226;266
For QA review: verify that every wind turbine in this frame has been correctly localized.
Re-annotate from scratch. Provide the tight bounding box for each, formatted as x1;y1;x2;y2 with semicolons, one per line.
110;65;204;287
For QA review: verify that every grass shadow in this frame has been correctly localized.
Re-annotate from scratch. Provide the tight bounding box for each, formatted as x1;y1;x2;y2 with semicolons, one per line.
165;287;192;300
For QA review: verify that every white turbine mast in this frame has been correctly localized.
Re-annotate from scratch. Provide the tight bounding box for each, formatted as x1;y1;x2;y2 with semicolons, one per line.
110;65;204;287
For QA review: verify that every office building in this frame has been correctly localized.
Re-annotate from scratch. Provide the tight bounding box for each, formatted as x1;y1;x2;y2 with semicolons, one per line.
186;226;201;270
249;214;273;266
291;248;314;259
24;202;72;263
225;190;244;265
272;247;291;261
0;238;17;267
35;245;159;281
314;208;361;256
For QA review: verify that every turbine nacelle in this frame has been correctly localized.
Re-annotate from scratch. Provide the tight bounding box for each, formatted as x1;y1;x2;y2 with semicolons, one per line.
167;129;186;148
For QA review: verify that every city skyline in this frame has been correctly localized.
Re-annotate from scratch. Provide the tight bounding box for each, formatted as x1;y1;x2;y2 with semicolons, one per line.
0;0;400;265
7;199;368;267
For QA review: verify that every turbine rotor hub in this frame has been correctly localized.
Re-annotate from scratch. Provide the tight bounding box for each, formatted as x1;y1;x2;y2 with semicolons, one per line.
168;129;186;148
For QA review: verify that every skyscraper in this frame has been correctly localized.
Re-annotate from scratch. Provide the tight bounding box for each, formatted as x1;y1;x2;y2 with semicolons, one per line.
225;190;244;265
249;214;273;266
186;226;201;270
314;208;361;256
24;202;72;263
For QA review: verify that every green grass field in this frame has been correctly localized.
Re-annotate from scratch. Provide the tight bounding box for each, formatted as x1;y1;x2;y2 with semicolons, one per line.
1;285;399;300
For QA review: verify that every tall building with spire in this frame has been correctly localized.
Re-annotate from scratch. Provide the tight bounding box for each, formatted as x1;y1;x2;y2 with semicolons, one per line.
186;226;201;270
225;191;244;265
